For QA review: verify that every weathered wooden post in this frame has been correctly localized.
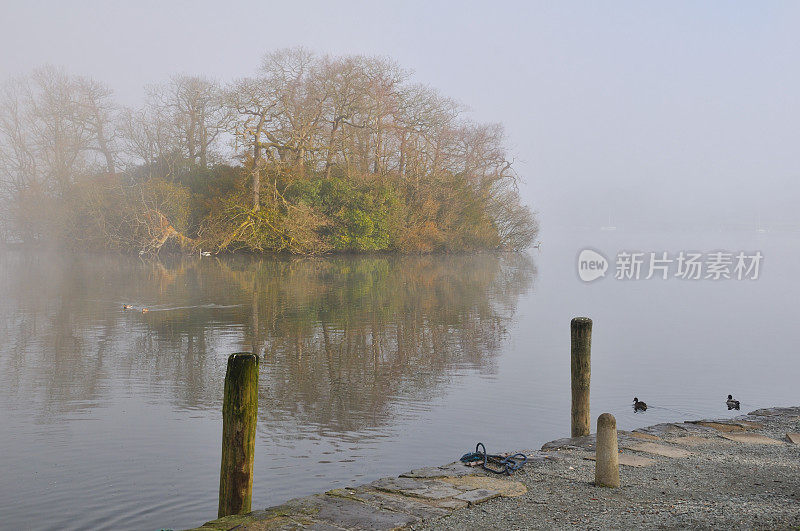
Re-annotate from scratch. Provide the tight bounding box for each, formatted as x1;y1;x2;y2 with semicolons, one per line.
571;317;592;437
218;353;259;518
595;413;620;487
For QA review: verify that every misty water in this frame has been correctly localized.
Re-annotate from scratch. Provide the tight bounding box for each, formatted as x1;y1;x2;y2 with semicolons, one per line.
0;230;797;530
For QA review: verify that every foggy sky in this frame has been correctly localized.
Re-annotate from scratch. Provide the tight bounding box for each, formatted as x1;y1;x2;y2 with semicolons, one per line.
2;0;798;233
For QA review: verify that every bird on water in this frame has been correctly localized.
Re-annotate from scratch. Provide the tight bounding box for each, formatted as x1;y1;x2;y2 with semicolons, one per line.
633;397;647;412
122;304;133;310
726;394;740;410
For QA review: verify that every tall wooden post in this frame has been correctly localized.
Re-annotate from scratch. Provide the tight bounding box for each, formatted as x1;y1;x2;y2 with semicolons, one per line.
218;353;259;518
571;317;592;437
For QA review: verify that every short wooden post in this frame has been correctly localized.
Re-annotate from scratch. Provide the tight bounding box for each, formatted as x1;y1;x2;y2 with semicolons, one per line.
571;317;592;437
595;413;620;487
218;353;259;518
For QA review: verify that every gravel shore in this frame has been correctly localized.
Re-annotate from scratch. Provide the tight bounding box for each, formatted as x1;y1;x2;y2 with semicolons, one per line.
196;407;800;530
415;407;800;530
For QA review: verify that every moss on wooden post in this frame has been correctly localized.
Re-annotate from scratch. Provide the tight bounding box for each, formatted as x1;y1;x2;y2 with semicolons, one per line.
218;352;259;518
571;317;592;437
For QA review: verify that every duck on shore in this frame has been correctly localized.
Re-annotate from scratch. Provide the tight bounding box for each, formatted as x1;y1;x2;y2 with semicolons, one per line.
726;394;740;410
633;397;647;412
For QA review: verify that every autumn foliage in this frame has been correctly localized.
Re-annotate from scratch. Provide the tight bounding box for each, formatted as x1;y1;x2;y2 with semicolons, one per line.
0;49;537;254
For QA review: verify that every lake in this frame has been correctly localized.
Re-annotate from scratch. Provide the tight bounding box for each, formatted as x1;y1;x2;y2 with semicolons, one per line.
0;230;797;530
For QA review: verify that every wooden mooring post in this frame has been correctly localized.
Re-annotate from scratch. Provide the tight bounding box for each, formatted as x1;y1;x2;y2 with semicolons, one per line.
218;352;259;518
570;317;592;437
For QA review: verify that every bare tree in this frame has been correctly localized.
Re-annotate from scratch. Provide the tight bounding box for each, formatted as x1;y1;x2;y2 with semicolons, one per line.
361;57;406;174
75;76;118;174
161;75;229;167
393;83;461;178
122;76;229;175
259;48;330;174
319;56;368;177
27;66;93;196
0;77;38;195
226;75;280;210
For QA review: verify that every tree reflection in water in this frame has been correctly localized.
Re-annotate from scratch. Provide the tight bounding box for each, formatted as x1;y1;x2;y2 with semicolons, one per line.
0;251;536;434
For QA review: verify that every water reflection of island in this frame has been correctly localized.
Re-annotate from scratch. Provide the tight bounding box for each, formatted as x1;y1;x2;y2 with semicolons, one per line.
0;252;535;433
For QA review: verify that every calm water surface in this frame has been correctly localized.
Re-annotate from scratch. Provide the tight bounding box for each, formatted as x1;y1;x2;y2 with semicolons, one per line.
0;230;797;530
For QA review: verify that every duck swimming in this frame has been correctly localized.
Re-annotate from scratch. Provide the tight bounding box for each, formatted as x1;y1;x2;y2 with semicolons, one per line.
726;394;740;410
141;308;149;313
633;397;647;412
122;304;133;310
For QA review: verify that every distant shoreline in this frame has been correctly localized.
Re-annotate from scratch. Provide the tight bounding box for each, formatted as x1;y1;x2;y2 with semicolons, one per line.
0;241;535;258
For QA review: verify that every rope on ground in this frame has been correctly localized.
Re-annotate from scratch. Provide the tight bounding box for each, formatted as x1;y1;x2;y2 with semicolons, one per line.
460;442;527;475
